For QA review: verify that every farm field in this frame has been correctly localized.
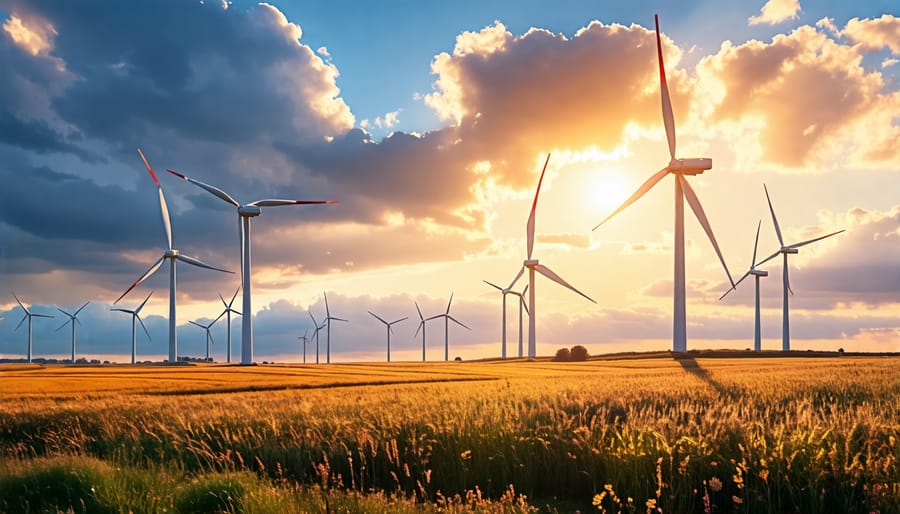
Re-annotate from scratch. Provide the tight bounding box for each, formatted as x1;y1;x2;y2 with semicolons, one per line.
1;354;898;513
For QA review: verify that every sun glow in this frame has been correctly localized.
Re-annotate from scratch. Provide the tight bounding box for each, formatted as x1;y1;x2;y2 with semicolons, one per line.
588;170;630;214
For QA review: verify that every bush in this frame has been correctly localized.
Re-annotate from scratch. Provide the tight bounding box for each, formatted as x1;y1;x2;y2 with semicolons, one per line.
0;457;118;514
570;345;589;361
554;348;571;361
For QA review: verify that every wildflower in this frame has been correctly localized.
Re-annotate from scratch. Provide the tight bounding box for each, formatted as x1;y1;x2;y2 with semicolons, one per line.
709;477;723;492
759;469;769;483
732;495;744;504
460;450;472;460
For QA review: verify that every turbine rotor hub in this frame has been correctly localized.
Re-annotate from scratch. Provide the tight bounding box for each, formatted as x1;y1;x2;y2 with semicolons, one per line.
782;248;799;254
165;249;179;258
238;205;262;217
524;259;539;267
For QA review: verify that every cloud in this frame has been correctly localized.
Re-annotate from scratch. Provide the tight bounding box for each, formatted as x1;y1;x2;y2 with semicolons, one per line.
748;0;801;26
841;15;900;54
537;233;591;249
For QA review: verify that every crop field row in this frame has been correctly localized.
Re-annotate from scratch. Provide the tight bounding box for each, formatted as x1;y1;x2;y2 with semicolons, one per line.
1;355;898;513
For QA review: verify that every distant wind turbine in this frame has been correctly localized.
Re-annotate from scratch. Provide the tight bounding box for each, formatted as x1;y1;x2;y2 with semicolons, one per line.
323;292;347;364
189;318;218;361
55;301;90;363
369;311;407;362
309;311;325;364
413;302;432;362
111;290;153;364
756;184;844;351
165;168;337;365
508;285;529;358
428;293;469;361
720;221;768;351
115;149;231;364
483;280;512;359
12;293;53;364
592;15;734;353
216;287;242;363
298;328;309;363
509;154;595;358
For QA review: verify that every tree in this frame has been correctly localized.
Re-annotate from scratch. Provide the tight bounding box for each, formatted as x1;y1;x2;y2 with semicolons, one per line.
554;348;571;362
570;345;589;361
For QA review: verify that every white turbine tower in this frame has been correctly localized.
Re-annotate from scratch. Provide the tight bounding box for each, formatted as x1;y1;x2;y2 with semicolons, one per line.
189;318;217;361
323;292;347;364
428;293;469;361
12;293;53;364
309;311;325;364
55;301;90;363
165;168;337;365
592;15;734;352
111;290;153;364
413;302;432;362
483;280;512;359
298;329;309;363
215;287;242;363
115;150;231;364
509;154;595;358
369;311;407;362
720;221;768;351
756;184;844;351
508;285;529;358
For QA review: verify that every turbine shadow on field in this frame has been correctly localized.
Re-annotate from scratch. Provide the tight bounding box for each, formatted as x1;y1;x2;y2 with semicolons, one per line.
674;355;742;401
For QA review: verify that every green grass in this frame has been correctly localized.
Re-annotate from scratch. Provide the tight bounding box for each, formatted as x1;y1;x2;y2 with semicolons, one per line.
1;355;898;513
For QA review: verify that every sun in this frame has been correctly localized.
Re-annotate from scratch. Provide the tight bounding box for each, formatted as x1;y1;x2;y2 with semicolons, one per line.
589;170;630;215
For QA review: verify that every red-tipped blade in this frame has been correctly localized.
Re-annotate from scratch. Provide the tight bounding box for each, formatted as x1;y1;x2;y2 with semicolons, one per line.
137;148;161;186
526;154;551;259
655;15;677;161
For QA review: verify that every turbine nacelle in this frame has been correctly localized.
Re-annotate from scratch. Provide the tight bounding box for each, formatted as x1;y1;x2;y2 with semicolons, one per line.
781;247;800;254
523;258;539;267
668;158;712;175
164;249;180;258
750;269;769;277
238;205;262;217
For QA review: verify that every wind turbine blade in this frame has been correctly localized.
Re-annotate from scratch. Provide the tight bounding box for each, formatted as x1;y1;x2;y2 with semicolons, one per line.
788;230;845;250
157;187;173;251
110;308;132;314
415;302;424;321
15;315;27;331
447;315;470;330
679;175;735;288
57;308;72;317
12;292;27;313
32;314;54;319
534;263;596;303
324;292;331;316
369;311;388;325
189;321;204;328
593;167;669;230
136;290;154;313
229;286;240;307
55;320;69;332
785;263;794;295
309;311;318;325
213;309;226;324
74;301;90;316
756;250;781;268
414;321;424;337
508;267;526;290
655;14;677;161
719;271;752;301
176;254;232;274
115;256;166;304
393;317;409;324
137;149;160;185
526;153;551;259
752;220;762;267
238;215;244;285
483;280;504;292
137;315;152;342
332;317;348;322
249;199;339;207
446;292;454;314
165;169;240;207
209;332;215;345
763;184;784;247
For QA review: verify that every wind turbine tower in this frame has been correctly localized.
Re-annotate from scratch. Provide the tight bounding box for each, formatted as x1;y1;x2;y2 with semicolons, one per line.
369;311;407;362
298;329;309;363
323;292;347;364
56;301;90;363
413;302;430;361
216;288;242;363
165;168;337;365
509;154;595;358
508;285;529;358
592;15;734;352
115;150;231;363
428;294;469;361
756;185;844;351
189;319;218;361
309;311;325;364
12;293;53;364
720;222;768;351
111;290;153;364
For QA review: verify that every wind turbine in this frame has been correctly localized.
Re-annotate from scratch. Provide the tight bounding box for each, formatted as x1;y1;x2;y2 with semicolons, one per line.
483;280;512;358
216;287;242;363
369;311;407;362
428;293;469;361
55;301;90;363
756;184;844;351
189;318;217;361
309;311;325;364
115;149;231;364
509;154;595;358
12;293;53;363
323;292;347;364
507;285;529;358
720;222;768;351
413;302;431;362
111;290;153;364
298;328;309;363
165;168;337;365
592;15;734;353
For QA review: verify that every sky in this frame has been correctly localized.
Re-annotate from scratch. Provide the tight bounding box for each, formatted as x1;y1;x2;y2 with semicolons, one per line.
0;0;897;363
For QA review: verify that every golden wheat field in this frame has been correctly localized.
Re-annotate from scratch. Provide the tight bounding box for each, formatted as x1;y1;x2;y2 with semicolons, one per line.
1;354;898;513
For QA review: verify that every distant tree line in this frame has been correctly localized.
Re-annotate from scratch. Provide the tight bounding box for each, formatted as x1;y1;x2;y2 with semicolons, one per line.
553;345;589;362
